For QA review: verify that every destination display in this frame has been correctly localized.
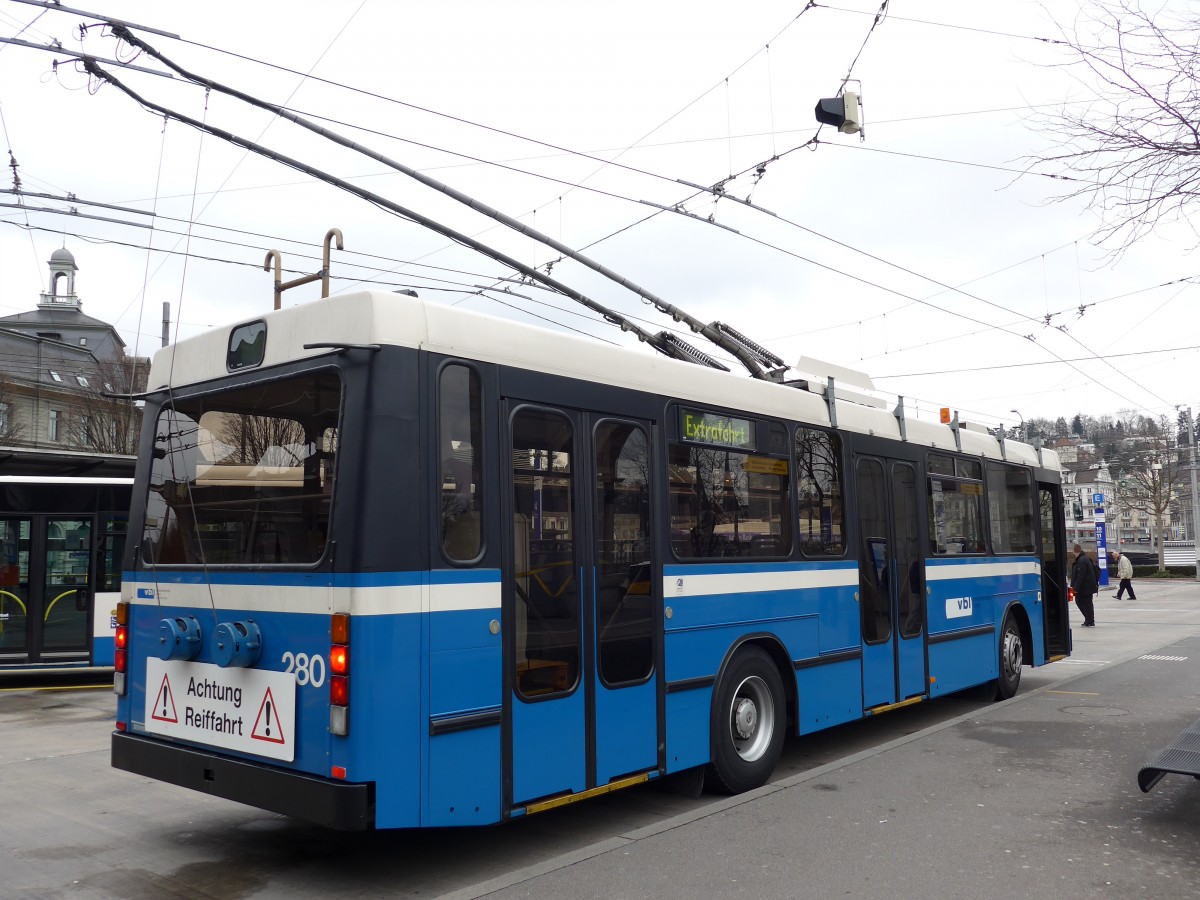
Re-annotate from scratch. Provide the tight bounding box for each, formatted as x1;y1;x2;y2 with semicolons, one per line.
679;409;756;450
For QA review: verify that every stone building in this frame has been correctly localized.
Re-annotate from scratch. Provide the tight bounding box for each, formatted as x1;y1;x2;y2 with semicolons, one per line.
0;247;147;452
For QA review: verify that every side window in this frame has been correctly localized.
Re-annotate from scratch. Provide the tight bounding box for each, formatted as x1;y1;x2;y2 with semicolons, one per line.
795;427;845;556
927;453;986;555
986;462;1035;553
439;364;484;562
668;443;789;559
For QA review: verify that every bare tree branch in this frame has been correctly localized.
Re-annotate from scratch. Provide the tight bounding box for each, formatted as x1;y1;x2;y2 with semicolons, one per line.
1028;0;1200;253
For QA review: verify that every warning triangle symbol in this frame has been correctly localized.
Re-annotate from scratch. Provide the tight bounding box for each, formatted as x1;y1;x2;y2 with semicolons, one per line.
151;674;178;723
251;687;286;745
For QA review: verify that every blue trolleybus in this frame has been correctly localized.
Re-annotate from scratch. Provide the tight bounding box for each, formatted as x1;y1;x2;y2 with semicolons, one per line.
111;290;1071;829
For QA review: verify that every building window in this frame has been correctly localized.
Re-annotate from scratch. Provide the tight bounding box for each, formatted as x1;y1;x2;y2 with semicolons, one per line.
79;338;87;346
49;370;62;382
48;409;60;442
76;375;90;387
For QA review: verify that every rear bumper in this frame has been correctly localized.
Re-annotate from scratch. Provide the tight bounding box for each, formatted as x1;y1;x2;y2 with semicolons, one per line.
111;731;375;830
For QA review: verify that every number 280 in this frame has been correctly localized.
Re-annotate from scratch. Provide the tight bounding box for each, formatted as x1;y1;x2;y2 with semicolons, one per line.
282;651;326;687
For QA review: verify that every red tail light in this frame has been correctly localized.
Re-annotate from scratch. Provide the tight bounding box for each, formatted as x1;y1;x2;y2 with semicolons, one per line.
329;614;350;736
330;675;349;707
115;648;127;673
115;625;128;650
1068;587;1076;604
330;645;348;675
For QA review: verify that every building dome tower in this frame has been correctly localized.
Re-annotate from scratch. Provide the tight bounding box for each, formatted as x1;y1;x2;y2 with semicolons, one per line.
38;246;81;310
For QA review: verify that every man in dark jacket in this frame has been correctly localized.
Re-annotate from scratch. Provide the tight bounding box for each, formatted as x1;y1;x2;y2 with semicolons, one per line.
1071;542;1099;627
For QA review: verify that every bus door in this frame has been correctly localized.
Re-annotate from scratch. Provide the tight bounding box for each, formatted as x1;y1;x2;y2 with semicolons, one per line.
505;404;659;807
0;516;92;665
1037;482;1070;657
855;455;926;709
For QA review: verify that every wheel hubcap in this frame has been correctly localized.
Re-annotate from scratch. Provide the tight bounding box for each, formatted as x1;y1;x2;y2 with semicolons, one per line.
734;698;757;739
729;675;775;762
1002;628;1022;681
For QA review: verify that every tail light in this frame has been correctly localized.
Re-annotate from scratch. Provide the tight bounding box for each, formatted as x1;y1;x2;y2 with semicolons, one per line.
113;601;129;696
330;613;350;736
1068;587;1076;604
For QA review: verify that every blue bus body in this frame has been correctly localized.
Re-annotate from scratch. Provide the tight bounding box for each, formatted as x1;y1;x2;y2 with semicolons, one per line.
111;291;1071;829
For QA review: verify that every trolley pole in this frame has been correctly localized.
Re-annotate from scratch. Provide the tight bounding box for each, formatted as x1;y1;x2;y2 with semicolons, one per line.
1189;408;1199;583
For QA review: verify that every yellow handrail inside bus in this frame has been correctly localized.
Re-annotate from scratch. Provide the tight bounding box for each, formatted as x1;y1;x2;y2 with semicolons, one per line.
43;589;78;622
0;590;27;615
516;561;575;599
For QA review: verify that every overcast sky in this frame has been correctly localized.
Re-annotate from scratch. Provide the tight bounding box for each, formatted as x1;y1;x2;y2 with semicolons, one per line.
1;0;1197;430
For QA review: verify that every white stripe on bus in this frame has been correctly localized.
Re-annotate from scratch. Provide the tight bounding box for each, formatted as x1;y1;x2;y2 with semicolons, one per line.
925;561;1039;581
126;582;501;616
662;568;857;598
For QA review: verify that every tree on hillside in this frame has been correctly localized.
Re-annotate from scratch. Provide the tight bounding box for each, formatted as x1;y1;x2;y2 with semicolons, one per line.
1072;413;1085;436
1109;415;1188;571
1027;416;1055;444
1031;1;1200;252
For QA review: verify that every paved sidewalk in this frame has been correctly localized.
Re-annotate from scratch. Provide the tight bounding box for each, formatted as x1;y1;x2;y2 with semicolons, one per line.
453;581;1200;899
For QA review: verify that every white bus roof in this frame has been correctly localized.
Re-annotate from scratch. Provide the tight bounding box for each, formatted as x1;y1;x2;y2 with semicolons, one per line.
148;291;1060;472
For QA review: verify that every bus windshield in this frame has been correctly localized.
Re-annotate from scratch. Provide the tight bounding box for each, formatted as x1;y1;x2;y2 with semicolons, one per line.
141;371;341;566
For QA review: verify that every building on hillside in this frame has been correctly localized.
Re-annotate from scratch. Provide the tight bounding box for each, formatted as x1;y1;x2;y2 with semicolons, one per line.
0;247;148;453
1064;460;1171;551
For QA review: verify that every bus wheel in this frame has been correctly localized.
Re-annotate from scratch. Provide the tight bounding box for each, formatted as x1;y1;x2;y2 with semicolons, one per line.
995;613;1023;701
708;646;785;794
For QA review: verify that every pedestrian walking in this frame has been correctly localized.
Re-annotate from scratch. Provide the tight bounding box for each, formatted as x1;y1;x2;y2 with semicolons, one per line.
1111;550;1137;600
1071;542;1099;627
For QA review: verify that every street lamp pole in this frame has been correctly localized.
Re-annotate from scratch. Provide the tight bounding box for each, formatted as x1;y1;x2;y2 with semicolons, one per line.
1010;409;1025;443
1188;407;1199;583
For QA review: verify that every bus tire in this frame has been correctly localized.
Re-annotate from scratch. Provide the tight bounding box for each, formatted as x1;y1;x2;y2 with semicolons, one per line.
708;645;785;794
994;612;1023;701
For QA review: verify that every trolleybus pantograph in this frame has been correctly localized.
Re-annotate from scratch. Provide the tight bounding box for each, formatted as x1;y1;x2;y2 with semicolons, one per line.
111;289;1071;829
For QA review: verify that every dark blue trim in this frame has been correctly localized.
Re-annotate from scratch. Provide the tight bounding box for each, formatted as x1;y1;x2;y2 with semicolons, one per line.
793;647;861;670
928;624;995;645
665;675;716;694
429;706;503;736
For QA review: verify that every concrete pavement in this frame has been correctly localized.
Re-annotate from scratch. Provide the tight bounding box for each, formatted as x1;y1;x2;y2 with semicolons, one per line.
451;579;1200;899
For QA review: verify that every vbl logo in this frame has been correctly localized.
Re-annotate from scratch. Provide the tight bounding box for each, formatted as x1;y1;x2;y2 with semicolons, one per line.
955;597;973;612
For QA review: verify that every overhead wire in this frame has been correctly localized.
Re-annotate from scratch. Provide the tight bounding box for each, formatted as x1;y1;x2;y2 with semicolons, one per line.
48;2;1089;360
875;343;1200;379
100;1;1127;387
15;3;1188;409
0;100;43;285
814;3;1073;46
